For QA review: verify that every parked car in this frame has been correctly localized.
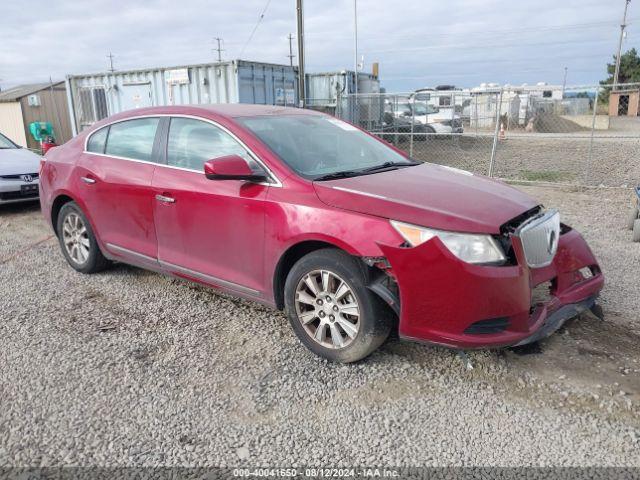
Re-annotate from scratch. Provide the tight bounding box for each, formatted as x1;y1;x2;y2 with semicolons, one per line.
627;186;640;242
381;111;434;143
387;101;463;134
0;131;41;205
40;105;604;363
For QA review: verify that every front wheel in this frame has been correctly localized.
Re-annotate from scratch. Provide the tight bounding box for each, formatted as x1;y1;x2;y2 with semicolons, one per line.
633;219;640;243
284;249;392;363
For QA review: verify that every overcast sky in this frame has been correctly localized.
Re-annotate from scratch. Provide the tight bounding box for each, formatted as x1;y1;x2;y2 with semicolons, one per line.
1;0;638;92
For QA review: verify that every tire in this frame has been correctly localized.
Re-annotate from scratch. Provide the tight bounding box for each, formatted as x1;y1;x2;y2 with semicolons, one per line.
627;204;639;230
56;201;110;273
633;219;640;243
284;248;393;363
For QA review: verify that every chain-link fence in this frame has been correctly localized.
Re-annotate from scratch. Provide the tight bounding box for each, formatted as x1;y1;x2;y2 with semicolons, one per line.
326;83;640;187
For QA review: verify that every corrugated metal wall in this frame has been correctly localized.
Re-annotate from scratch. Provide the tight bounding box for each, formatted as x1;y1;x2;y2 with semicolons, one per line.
19;84;72;150
0;102;27;147
67;60;298;133
306;71;380;107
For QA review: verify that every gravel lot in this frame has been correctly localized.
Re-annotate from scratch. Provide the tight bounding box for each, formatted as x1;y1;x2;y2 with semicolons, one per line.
404;134;640;187
1;185;639;468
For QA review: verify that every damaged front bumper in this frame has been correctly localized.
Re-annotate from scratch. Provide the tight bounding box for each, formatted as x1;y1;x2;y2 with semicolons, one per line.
377;228;604;349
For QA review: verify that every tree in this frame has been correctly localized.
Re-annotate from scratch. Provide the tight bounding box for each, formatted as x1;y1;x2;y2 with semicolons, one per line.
599;48;640;100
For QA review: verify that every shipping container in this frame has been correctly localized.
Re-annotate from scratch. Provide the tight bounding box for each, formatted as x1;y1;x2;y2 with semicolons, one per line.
66;60;298;134
305;71;379;108
305;71;381;128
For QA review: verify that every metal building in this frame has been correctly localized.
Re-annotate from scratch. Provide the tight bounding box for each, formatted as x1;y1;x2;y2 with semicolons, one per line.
66;60;298;134
0;82;72;150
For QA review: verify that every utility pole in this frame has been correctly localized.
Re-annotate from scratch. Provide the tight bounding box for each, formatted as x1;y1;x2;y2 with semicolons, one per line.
287;33;296;67
562;66;568;97
107;53;115;72
613;0;631;89
353;0;358;97
213;37;224;62
296;0;305;107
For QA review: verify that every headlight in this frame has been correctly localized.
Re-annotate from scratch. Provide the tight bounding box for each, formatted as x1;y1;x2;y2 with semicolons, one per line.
390;220;506;264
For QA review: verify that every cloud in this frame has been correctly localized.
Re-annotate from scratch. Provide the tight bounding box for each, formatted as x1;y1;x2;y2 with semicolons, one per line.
0;0;636;92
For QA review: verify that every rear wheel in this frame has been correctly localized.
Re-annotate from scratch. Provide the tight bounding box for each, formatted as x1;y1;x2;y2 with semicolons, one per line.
57;202;109;273
284;248;392;363
627;204;639;230
633;219;640;243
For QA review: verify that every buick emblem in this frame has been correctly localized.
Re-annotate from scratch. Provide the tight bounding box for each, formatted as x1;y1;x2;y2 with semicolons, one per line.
21;174;33;183
547;229;557;255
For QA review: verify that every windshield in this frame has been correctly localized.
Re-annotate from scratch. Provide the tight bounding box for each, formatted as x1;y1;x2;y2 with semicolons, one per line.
0;132;18;149
238;115;413;179
411;103;439;115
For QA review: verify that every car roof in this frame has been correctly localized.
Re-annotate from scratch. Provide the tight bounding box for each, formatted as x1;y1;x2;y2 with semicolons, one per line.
109;104;322;120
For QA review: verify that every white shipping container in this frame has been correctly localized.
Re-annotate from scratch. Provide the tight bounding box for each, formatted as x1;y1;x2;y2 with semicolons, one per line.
66;60;298;134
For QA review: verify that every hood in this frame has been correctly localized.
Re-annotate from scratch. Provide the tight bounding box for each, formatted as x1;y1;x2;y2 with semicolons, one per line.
0;148;41;176
313;163;538;234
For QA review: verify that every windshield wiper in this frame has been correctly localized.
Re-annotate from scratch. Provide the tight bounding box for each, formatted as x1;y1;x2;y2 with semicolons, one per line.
358;161;419;173
313;170;363;181
314;161;419;181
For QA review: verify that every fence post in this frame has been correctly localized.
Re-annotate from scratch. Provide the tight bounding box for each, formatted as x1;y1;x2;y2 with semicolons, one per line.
451;91;456;146
409;96;415;157
585;86;600;185
474;94;479;137
488;88;503;177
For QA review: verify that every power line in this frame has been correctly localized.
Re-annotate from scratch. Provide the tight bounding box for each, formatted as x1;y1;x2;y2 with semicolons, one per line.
360;36;622;55
305;19;626;42
239;0;273;58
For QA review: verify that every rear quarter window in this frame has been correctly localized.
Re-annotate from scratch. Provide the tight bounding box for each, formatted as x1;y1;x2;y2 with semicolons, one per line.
86;126;109;154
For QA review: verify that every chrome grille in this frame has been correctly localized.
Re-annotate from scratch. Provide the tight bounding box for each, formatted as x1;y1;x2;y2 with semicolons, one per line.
0;173;39;180
515;209;560;268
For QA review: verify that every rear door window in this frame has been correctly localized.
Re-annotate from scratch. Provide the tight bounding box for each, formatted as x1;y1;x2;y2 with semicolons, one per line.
104;118;160;162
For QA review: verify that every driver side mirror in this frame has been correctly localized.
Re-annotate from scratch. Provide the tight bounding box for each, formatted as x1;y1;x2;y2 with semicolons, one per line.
204;155;268;182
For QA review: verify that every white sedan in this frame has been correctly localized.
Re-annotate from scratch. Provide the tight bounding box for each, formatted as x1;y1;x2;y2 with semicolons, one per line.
0;132;41;205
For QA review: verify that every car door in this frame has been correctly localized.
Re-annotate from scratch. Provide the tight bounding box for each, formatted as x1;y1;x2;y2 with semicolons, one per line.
152;116;271;296
77;117;162;261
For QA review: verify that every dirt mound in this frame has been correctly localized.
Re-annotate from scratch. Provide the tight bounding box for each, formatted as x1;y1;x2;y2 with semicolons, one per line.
534;113;589;133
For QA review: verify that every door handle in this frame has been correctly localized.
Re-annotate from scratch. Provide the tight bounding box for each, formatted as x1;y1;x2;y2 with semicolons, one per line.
155;194;176;204
80;176;96;185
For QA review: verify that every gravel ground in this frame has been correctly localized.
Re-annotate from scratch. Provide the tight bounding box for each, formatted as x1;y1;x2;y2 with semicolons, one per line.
0;187;639;468
402;135;640;187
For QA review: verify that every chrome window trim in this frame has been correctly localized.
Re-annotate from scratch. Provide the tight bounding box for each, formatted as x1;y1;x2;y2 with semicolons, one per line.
83;113;282;187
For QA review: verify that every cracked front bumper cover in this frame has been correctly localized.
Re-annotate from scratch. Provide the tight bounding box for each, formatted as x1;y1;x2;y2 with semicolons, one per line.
378;228;604;349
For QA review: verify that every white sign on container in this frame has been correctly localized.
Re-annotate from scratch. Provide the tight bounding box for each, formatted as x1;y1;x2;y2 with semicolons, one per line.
166;68;189;84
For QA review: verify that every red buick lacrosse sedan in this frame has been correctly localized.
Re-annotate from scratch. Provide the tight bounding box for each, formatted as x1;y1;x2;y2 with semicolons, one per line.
39;105;604;362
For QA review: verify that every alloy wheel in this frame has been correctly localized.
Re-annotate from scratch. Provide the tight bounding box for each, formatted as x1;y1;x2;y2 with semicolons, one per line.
294;270;360;349
62;212;90;265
